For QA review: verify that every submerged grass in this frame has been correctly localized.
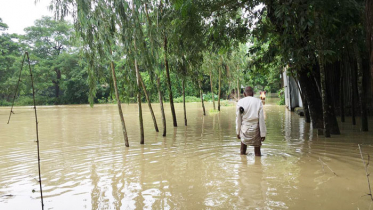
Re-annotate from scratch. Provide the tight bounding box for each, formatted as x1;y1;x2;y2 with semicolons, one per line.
209;109;219;114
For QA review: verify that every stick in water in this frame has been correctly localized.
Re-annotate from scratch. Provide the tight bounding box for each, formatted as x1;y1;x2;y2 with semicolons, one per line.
7;52;44;209
319;157;325;173
318;157;338;176
358;144;373;201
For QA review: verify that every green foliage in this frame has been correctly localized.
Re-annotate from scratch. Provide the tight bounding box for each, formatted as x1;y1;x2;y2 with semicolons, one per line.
173;96;200;103
209;109;219;114
0;17;92;106
0;100;12;106
1;0;365;110
220;100;235;107
203;93;218;102
13;96;56;106
0;18;22;102
277;88;285;105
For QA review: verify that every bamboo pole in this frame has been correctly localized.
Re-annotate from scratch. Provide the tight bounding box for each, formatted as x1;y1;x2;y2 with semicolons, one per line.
8;52;45;209
358;144;373;201
7;54;26;124
27;52;44;209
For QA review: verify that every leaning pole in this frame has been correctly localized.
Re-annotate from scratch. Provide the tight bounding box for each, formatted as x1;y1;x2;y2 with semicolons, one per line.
7;52;44;210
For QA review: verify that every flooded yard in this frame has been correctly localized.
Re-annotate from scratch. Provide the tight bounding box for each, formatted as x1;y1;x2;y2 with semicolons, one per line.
1;99;373;209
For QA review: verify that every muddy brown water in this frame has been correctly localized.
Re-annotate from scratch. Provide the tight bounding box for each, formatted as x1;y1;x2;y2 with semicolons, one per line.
1;98;373;209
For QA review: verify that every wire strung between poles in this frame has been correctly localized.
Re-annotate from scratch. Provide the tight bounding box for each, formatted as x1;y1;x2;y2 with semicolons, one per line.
7;52;44;210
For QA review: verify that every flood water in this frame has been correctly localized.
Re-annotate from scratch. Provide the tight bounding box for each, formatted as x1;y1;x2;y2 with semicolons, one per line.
1;98;373;209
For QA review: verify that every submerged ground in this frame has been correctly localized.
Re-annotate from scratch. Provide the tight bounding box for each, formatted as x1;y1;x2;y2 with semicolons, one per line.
1;99;373;209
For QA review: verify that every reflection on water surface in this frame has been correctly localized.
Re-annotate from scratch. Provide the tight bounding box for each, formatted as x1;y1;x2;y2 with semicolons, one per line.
1;99;373;209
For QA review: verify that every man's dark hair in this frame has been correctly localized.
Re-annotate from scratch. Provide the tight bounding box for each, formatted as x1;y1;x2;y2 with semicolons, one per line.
244;86;254;96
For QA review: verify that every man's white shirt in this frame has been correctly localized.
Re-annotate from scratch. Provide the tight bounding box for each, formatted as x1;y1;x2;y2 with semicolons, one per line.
236;96;266;138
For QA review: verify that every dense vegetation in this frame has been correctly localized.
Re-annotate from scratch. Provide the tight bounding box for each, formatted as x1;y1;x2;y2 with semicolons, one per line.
1;0;372;145
0;16;280;107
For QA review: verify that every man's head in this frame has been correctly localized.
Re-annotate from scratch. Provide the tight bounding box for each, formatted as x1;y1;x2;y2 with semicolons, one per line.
244;86;254;97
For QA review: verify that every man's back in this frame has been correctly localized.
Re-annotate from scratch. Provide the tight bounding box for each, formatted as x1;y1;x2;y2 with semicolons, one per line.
236;87;267;156
237;96;262;122
236;95;266;151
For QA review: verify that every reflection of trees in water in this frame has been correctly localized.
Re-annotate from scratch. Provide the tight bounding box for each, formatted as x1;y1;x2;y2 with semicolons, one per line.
90;163;100;209
263;154;301;209
237;156;267;208
111;148;128;210
285;109;292;141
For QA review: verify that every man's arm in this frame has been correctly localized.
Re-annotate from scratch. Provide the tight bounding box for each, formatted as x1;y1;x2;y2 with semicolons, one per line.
236;104;242;139
259;101;267;141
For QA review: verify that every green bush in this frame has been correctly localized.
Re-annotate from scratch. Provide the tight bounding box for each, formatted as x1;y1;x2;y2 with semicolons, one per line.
174;96;201;103
172;93;219;103
220;100;235;107
203;93;218;102
277;88;285;105
0;100;12;106
209;109;219;114
0;96;56;106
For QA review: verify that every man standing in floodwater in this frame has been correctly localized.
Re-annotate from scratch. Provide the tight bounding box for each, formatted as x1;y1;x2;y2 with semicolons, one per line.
236;86;267;156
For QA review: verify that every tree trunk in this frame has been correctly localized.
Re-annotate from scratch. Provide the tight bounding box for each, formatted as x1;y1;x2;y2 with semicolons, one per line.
182;78;187;126
110;60;129;147
315;14;331;137
303;97;311;123
294;77;311;123
327;95;341;135
225;64;231;100
199;81;206;116
210;71;216;110
134;58;145;144
53;69;61;104
318;62;331;137
351;62;357;125
139;73;159;132
311;63;340;134
132;1;145;143
298;68;324;130
340;70;345;123
228;82;231;100
365;0;373;106
237;78;240;100
157;76;166;136
354;44;369;131
218;67;221;111
164;35;177;127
